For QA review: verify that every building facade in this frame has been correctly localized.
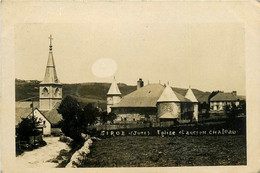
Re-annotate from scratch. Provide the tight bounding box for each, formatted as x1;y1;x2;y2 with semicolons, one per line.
107;79;199;124
209;91;241;114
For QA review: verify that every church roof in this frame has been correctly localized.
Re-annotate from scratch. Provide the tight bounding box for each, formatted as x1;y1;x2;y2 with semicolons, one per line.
107;78;121;95
41;36;61;85
210;92;239;102
157;85;180;102
185;87;198;102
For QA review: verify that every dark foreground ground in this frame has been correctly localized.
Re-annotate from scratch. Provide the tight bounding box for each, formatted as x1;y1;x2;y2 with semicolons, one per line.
82;135;246;167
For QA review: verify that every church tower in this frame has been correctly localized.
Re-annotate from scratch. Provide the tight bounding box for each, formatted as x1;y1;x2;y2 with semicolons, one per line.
107;77;121;113
39;35;62;111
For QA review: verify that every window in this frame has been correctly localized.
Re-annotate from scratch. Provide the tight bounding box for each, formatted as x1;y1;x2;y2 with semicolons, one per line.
42;87;49;96
54;88;60;97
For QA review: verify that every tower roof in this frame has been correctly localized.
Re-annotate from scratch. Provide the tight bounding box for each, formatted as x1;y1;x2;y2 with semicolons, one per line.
107;77;121;95
41;35;61;85
157;84;180;102
185;87;198;102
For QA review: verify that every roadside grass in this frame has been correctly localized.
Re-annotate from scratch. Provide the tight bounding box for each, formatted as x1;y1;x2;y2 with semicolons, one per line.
82;135;246;167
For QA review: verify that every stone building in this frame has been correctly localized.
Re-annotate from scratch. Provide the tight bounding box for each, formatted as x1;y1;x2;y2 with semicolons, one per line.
107;79;199;123
16;35;62;135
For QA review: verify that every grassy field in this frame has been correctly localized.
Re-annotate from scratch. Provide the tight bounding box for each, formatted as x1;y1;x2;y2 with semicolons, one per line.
82;135;246;167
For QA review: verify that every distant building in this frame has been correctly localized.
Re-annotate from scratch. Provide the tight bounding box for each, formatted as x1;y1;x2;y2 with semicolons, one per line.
16;35;62;135
209;91;243;113
107;78;199;123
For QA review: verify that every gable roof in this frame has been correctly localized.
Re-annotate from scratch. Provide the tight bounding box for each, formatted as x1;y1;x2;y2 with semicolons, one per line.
112;84;164;108
210;92;239;101
40;102;63;125
16;101;39;125
107;78;121;95
157;85;180;102
185;87;198;102
16;101;62;125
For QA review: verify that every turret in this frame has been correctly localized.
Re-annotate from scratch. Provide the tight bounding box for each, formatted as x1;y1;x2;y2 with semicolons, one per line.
107;77;121;113
185;86;198;121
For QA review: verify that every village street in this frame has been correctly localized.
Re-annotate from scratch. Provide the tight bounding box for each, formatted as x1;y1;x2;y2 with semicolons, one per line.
16;137;69;168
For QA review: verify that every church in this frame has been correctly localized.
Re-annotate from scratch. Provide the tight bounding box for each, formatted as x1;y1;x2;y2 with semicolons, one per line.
107;78;199;124
16;35;63;135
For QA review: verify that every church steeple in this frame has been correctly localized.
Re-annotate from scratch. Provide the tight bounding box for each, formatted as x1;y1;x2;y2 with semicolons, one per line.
39;35;62;111
41;35;60;84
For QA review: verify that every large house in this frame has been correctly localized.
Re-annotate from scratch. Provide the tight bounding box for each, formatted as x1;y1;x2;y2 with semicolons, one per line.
107;78;199;123
209;91;244;114
16;35;63;135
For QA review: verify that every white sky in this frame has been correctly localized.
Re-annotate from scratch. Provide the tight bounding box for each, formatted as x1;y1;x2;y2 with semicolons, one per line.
14;3;246;95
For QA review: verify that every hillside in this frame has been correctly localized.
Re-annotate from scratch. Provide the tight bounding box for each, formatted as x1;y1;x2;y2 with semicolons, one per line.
15;79;210;109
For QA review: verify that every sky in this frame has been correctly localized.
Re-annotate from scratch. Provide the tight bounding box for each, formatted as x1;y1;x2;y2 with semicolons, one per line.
14;4;245;95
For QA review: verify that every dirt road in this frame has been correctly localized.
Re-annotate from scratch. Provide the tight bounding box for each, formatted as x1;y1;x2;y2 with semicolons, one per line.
16;137;70;168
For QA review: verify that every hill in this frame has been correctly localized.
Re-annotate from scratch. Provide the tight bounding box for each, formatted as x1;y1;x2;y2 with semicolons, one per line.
15;79;210;109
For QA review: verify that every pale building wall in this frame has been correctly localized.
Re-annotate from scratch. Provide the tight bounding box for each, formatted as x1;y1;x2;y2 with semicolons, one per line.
29;109;51;135
157;102;181;119
39;85;62;111
107;95;121;113
193;103;198;121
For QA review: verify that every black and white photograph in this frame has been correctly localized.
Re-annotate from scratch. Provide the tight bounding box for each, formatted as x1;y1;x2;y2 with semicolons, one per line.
1;1;260;173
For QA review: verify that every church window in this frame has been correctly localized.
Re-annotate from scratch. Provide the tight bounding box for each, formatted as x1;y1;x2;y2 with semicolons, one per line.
54;88;60;97
42;87;49;96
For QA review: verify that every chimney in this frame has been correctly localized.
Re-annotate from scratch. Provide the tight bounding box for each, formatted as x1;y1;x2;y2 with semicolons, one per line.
137;78;144;90
232;91;237;96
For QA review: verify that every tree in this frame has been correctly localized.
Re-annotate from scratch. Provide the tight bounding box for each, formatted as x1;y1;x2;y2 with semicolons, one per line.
58;96;82;141
100;111;117;124
82;103;99;126
58;96;101;141
16;116;41;142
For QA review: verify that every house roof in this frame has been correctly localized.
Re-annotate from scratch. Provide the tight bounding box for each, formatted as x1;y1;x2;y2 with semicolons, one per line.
112;84;191;108
15;101;39;125
157;85;180;102
185;87;198;102
159;112;179;119
16;101;62;125
107;78;121;95
40;102;63;125
210;92;239;101
112;84;165;108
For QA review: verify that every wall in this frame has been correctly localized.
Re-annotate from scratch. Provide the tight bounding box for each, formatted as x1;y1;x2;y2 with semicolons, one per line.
157;102;181;119
28;109;51;135
39;85;62;111
112;107;157;123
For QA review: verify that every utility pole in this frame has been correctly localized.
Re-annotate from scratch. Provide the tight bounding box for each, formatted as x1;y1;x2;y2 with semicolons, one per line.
30;100;35;146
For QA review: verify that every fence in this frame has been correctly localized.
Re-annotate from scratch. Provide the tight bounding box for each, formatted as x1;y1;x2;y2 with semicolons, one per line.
89;121;175;131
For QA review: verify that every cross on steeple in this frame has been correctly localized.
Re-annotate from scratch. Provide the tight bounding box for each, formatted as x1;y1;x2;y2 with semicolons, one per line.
49;34;53;51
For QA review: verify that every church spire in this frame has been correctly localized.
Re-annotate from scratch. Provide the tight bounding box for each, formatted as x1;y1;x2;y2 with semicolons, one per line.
41;35;60;84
